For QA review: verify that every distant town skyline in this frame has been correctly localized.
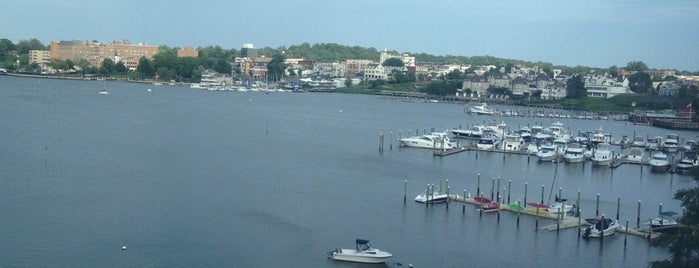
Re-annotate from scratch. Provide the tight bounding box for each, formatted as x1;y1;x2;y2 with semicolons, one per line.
4;0;699;71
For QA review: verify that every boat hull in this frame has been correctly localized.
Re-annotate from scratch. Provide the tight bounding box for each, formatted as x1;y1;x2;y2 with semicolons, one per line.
414;193;448;204
332;250;392;264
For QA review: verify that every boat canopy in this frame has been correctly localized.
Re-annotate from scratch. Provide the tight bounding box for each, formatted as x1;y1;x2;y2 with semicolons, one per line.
356;239;370;245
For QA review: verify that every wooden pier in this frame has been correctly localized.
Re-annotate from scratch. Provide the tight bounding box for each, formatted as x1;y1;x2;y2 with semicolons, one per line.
447;194;660;239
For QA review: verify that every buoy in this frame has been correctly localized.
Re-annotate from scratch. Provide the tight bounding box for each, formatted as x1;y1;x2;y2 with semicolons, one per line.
147;88;152;92
121;246;127;251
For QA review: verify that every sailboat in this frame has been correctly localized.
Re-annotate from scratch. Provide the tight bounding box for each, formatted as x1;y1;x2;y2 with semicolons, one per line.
99;77;109;95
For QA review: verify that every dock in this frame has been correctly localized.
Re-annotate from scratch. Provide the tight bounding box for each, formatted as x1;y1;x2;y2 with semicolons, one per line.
447;194;660;239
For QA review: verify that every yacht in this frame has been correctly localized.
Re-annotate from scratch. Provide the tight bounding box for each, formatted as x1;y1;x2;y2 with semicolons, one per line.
631;136;646;147
517;127;532;143
536;144;559;162
681;140;697;151
501;132;525;152
583;217;620;238
646;136;663;151
477;135;500;150
547;122;569;139
662;134;679;153
331;239;392;264
677;151;698;172
649;152;669;172
590;127;610;145
626;147;646;164
399;132;455;150
591;143;613;166
564;142;586;163
553;137;569;156
450;125;486;139
468;103;496;115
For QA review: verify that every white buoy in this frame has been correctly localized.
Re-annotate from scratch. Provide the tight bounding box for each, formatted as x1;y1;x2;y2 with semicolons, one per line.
147;88;152;92
121;246;127;251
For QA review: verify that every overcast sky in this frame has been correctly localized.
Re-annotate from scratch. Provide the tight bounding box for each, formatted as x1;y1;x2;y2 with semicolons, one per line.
5;0;698;71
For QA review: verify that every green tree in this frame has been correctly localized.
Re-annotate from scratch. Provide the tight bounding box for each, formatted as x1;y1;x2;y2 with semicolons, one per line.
136;56;155;78
444;69;464;81
191;65;205;82
215;57;231;74
344;78;352;87
628;72;652;93
0;38;15;57
650;161;699;267
672;85;698;109
115;61;128;73
15;39;46;54
99;58;116;74
626;61;649;72
382;57;404;67
566;75;586;98
266;54;286;81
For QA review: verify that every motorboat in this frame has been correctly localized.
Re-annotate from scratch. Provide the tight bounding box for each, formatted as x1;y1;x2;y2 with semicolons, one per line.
553;138;569;156
649;152;669;172
480;202;500;212
548;196;575;214
547;122;569;139
563;142;586;163
330;239;392;264
99;89;109;95
662;134;679;153
485;121;507;137
517;127;532;143
631;136;646;147
590;127;610;145
414;189;448;204
677;151;698;172
399;132;455;150
468;103;496;115
626;147;646;164
681;140;697;151
476;135;499;150
646;136;663;151
583;217;620;238
536;144;559;162
502;132;524;152
591;143;613;166
450;125;485;139
650;211;680;232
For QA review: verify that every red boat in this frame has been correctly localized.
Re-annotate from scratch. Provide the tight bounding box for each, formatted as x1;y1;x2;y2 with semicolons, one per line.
481;202;500;212
474;196;492;203
526;202;549;209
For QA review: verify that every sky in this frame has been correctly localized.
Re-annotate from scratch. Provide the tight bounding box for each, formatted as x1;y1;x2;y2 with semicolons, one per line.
5;0;699;71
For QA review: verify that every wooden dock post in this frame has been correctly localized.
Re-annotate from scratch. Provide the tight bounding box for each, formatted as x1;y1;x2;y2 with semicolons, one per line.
446;186;450;209
379;134;384;152
463;189;466;213
425;184;430;208
507;180;512;204
616;197;621;220
577;190;581;236
490;177;495;201
558;188;563;220
389;132;393;150
496;177;501;203
517;200;521;227
524;183;528;207
403;180;407;203
476;174;481;203
596;193;600;216
637;200;641;229
479;193;484;217
497;196;501;222
624;219;629;248
659;203;663;216
600;214;605;243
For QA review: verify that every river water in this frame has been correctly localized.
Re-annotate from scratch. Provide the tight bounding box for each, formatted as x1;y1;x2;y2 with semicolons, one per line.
0;76;696;267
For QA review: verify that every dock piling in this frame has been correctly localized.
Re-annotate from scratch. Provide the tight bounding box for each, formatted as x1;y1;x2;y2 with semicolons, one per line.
616;197;621;220
403;180;407;203
490;177;495;201
476;174;481;203
624;219;629;248
637;200;641;229
379;134;384;152
463;189;466;213
507;180;511;204
496;177;501;203
596;193;600;216
524;183;528;207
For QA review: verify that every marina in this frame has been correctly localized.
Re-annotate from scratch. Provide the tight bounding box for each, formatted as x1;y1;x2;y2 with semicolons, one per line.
0;76;696;267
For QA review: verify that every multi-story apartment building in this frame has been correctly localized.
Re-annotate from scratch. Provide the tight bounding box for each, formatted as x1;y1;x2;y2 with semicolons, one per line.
345;59;373;78
29;50;51;66
50;40;158;68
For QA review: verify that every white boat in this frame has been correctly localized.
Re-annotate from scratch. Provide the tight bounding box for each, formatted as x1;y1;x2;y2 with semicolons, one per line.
414;190;448;204
591;143;613;166
662;134;679;153
536;144;559;162
517;127;532;143
677;152;698;172
501;132;524;152
563;143;586;163
582;217;620;238
99;89;109;95
681;140;697;151
547;122;568;139
399;132;455;150
548;202;575;214
646;136;663;151
590;127;610;145
331;239;392;264
450;125;485;139
649;152;669;172
626;147;646;164
477;135;499;150
552;138;569;156
468;103;496;115
649;211;679;232
631;136;646;147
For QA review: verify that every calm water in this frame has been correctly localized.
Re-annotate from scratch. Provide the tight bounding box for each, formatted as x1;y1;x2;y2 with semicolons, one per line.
0;76;696;267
